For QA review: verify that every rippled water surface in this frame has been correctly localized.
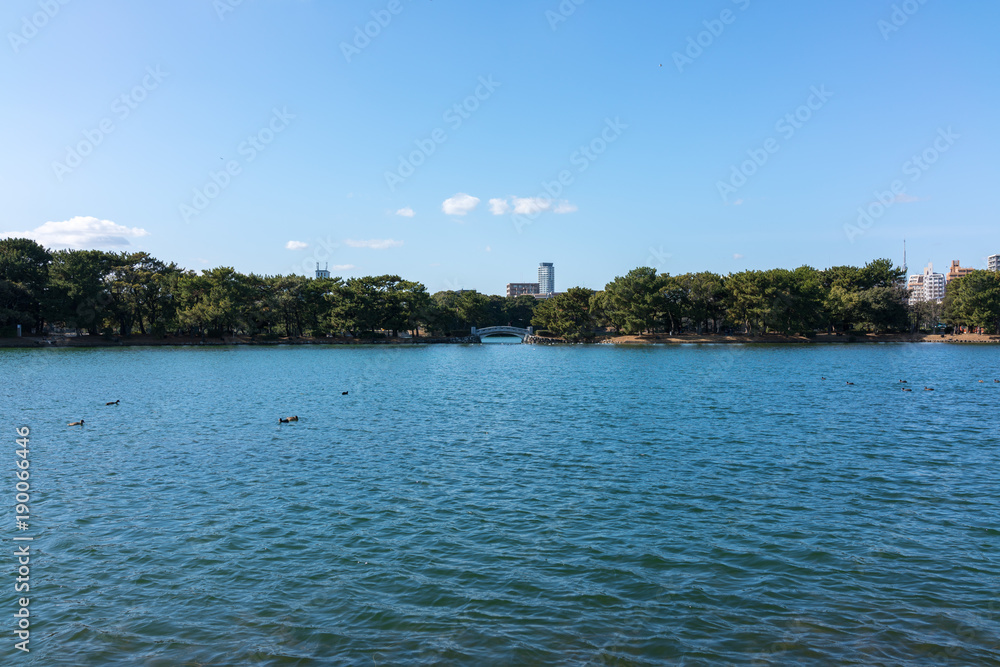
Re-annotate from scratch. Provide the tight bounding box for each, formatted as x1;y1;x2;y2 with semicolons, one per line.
3;343;1000;665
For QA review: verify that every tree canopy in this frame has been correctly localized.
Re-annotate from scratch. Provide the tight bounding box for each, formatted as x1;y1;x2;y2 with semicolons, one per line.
1;243;995;338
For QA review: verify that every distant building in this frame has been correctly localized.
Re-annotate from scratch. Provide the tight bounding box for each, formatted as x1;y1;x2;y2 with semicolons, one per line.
538;262;555;295
946;260;974;284
315;263;330;279
989;254;999;272
907;262;945;304
506;283;539;297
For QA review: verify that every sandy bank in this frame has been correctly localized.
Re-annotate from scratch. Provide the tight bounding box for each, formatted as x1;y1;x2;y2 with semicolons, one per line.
603;332;1000;345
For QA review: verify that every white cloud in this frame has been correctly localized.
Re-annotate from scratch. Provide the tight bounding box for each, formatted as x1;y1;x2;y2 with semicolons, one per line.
332;264;355;270
512;196;552;215
1;216;149;248
344;238;403;250
442;193;480;216
395;207;415;218
488;196;578;216
488;198;510;215
285;240;308;250
733;253;745;260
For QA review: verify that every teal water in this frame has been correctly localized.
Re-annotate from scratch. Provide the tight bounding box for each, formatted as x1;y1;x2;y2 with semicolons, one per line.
2;343;999;665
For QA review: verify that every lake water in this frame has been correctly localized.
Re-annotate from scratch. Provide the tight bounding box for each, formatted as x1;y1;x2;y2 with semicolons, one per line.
3;343;999;665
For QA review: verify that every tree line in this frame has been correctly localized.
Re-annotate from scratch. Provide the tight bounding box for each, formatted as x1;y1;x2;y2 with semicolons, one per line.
0;239;535;338
2;238;998;339
532;259;1000;340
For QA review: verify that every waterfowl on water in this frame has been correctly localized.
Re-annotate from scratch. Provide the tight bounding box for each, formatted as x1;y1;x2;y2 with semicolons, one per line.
68;419;84;426
899;380;907;383
278;416;299;423
106;400;120;405
902;388;912;392
924;387;934;391
342;391;348;395
845;382;854;385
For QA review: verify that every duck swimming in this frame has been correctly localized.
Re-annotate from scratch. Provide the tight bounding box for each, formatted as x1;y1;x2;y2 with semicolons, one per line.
68;419;84;426
278;416;299;423
106;400;120;405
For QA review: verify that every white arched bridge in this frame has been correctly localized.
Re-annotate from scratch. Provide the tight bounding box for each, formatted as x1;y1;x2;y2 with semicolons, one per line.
471;326;533;341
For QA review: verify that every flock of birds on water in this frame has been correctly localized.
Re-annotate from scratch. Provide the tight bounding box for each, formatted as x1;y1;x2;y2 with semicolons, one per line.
63;377;1000;427
821;378;999;392
66;392;350;427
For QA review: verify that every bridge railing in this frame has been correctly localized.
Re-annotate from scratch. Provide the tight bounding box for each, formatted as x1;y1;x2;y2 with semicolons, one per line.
471;326;533;336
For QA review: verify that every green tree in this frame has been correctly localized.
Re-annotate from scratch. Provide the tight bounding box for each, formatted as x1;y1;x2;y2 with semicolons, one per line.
502;295;537;328
603;267;661;334
725;270;770;334
46;249;116;334
945;271;1000;333
0;238;52;332
531;287;596;341
681;271;726;333
455;291;491;331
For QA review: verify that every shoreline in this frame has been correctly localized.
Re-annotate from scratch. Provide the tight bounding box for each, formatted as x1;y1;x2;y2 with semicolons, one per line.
0;334;479;348
2;332;998;348
600;332;1000;345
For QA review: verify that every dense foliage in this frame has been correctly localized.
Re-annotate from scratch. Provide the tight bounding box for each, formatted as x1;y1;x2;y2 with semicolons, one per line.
0;239;541;338
2;238;997;339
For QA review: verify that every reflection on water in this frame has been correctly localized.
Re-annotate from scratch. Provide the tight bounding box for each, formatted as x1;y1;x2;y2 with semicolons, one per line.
480;335;523;344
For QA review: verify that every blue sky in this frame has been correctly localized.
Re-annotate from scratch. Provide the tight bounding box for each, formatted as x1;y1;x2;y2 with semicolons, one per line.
2;0;998;294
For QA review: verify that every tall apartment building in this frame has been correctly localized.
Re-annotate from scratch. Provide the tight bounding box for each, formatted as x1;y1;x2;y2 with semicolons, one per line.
506;283;539;297
946;260;975;284
538;262;555;295
315;263;330;279
989;254;1000;272
907;262;945;304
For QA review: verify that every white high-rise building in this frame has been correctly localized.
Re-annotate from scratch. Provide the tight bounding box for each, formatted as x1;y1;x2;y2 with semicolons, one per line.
907;262;945;304
989;254;1000;272
538;262;554;295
